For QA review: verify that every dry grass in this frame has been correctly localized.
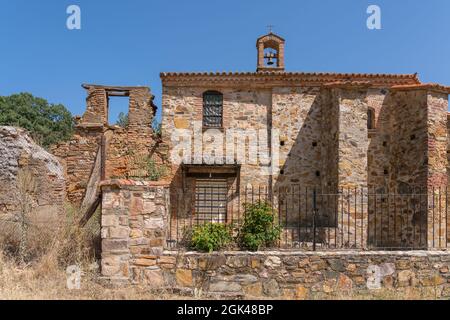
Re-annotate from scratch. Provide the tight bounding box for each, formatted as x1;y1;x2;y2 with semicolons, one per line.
0;251;441;300
0;200;442;300
310;288;442;300
0;203;190;300
0;252;189;300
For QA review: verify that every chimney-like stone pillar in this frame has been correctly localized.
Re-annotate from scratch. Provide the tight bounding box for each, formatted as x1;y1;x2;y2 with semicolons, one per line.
100;180;170;284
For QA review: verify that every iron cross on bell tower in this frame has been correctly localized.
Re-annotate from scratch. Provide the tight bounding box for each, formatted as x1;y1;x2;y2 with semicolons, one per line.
263;25;277;65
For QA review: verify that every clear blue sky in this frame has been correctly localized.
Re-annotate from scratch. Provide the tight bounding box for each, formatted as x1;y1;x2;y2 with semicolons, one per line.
1;0;450;122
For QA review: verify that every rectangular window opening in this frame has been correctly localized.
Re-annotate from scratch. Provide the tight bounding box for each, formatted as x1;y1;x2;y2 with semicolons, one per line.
107;95;130;127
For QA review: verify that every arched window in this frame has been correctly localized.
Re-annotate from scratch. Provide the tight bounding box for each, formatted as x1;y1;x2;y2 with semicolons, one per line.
203;91;223;128
367;108;375;130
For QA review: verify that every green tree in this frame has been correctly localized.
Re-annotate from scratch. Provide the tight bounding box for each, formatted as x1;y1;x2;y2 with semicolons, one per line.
152;117;162;138
116;112;129;128
0;93;74;148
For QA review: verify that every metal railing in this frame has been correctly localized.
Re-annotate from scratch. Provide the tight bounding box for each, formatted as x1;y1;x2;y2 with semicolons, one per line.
168;186;450;251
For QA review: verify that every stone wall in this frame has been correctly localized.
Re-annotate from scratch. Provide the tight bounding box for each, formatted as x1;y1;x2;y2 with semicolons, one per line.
52;84;163;205
161;76;450;249
150;251;449;299
100;182;449;299
389;90;429;189
425;90;449;248
163;85;345;191
447;113;450;185
105;247;450;299
161;72;425;193
0;126;65;223
100;180;170;283
162;80;449;194
52;124;103;204
161;78;443;193
162;86;273;189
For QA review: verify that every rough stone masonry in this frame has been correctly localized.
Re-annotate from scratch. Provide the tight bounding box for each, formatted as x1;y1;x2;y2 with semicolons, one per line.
38;32;450;295
47;33;450;249
161;32;450;249
51;84;164;205
99;180;449;299
0;126;65;224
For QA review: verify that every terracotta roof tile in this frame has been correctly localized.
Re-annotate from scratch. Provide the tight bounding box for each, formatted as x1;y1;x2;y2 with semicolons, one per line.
322;81;372;88
160;71;421;86
391;83;450;94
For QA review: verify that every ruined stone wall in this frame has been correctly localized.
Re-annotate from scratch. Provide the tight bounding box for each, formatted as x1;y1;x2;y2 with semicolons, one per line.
52;125;103;204
106;88;162;180
52;85;161;205
0;126;65;223
82;86;108;124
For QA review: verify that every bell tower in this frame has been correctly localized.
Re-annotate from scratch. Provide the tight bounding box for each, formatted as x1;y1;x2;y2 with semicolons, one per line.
256;31;285;72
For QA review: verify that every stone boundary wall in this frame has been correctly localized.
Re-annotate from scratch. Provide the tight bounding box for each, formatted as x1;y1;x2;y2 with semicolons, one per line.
100;180;450;299
125;250;450;299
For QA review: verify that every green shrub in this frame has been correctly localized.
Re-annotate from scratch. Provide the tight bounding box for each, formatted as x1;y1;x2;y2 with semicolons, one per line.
189;223;232;253
146;158;167;181
239;201;281;251
0;93;74;148
126;152;168;181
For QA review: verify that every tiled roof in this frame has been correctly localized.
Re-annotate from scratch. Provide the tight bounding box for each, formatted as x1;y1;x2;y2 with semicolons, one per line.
391;83;450;94
160;71;421;86
322;81;372;88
